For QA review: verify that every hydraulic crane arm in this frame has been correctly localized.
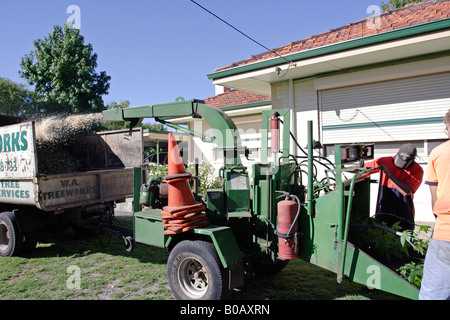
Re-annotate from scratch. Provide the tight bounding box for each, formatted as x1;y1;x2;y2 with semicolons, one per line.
102;99;243;165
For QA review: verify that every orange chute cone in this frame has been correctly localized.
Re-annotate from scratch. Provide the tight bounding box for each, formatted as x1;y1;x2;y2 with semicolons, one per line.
164;133;199;210
165;177;196;208
162;133;207;234
167;132;186;176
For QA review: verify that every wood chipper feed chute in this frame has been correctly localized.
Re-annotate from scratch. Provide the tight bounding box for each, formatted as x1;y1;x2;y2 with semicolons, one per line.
257;111;421;300
299;146;421;300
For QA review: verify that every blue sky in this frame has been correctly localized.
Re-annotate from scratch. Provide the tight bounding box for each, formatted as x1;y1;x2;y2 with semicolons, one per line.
0;0;383;107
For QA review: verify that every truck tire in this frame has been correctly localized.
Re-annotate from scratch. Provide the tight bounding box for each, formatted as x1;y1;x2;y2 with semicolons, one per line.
0;211;23;257
167;240;227;300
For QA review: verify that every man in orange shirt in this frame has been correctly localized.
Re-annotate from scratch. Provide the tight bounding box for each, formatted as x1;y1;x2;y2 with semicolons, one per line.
419;110;450;300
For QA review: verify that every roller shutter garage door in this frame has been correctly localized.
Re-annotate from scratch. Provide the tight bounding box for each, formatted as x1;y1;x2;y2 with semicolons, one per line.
319;73;450;145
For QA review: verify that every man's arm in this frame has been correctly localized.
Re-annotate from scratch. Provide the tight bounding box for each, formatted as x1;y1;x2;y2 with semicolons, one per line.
428;184;437;210
380;164;413;196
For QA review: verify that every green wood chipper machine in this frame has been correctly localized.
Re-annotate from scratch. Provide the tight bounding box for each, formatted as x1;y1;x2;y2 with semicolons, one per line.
102;99;420;300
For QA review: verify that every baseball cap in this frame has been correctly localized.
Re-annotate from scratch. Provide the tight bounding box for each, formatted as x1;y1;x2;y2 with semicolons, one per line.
394;144;417;168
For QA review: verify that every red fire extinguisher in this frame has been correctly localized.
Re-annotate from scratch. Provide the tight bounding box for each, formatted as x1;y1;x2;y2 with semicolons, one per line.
277;193;300;260
271;111;280;154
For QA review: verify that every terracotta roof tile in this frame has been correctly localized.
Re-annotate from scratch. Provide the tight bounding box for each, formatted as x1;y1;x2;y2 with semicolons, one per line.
204;89;270;108
214;0;450;73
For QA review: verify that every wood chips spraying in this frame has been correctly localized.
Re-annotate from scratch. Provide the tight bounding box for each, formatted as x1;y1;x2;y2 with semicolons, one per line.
34;113;104;174
35;113;103;144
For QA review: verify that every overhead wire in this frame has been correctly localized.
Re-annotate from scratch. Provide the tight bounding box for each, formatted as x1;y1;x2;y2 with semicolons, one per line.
191;0;334;186
190;0;292;65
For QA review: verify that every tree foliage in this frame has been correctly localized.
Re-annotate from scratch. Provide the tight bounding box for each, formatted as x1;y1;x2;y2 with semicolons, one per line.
0;77;36;116
102;100;131;130
381;0;426;12
19;24;110;114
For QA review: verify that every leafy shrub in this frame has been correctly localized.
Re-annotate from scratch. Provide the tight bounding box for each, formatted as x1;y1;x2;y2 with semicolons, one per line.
145;162;223;194
350;219;430;287
398;261;423;288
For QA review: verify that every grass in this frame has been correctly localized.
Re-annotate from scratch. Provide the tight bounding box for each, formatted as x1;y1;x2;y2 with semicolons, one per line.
0;220;171;300
232;259;402;300
0;219;404;301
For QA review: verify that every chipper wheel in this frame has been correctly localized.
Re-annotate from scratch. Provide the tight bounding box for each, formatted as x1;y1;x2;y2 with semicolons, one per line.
0;211;23;257
167;240;228;300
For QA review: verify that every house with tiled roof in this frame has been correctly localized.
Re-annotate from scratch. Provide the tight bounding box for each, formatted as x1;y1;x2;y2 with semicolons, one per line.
204;87;270;108
205;0;450;223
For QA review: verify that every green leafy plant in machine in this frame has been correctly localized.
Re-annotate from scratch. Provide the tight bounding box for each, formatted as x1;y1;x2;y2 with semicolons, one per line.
350;219;430;287
396;225;430;287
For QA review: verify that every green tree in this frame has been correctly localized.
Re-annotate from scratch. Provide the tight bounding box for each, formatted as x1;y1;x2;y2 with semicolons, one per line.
0;77;36;116
19;24;111;114
381;0;426;12
141;122;165;132
102;100;131;130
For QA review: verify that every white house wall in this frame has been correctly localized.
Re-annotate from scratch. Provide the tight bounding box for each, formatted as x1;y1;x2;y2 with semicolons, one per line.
320;72;450;144
271;79;320;152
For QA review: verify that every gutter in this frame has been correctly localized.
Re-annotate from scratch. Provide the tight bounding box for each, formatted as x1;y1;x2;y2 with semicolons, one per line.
219;100;271;112
207;18;450;81
165;100;272;123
